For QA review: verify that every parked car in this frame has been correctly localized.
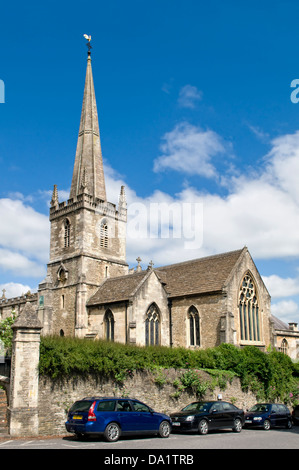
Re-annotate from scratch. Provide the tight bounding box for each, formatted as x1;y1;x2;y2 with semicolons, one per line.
65;396;172;442
244;403;292;430
292;405;299;425
170;401;244;435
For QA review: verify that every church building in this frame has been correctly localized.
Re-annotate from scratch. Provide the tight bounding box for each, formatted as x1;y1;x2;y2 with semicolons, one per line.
1;47;298;358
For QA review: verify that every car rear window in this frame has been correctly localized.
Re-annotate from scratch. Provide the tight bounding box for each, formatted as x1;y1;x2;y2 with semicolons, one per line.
97;401;116;412
70;401;93;413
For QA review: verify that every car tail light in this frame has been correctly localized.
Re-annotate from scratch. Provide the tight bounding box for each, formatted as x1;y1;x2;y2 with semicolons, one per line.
88;401;97;421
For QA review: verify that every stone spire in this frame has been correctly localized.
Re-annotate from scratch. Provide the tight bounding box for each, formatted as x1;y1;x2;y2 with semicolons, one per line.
70;49;106;201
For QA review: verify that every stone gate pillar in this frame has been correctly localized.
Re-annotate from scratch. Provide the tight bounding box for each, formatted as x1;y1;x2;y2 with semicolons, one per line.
8;302;42;437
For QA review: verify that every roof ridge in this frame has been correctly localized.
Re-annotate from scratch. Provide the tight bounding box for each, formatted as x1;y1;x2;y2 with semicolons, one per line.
102;270;148;283
155;247;245;271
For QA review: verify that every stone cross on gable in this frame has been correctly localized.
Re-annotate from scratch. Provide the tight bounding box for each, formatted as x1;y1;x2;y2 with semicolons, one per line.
148;260;154;270
136;257;142;272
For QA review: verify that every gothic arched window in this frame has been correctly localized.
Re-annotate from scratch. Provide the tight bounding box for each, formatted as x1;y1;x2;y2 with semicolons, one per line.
280;338;288;355
100;220;108;248
104;309;114;341
64;219;70;248
145;303;160;346
239;273;260;342
188;306;200;346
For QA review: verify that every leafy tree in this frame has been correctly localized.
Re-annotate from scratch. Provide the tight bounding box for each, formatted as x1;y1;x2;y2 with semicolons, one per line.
0;310;16;354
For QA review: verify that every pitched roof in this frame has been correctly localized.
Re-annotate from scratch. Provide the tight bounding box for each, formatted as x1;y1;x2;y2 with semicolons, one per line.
87;248;246;306
155;248;245;298
87;270;149;306
271;314;289;331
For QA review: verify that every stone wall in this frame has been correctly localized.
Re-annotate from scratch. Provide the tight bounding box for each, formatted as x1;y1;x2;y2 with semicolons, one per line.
0;389;8;435
37;369;257;436
0;293;37;322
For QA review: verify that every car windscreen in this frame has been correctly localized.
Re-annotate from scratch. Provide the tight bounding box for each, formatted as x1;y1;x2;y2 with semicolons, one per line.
69;401;93;413
181;402;210;413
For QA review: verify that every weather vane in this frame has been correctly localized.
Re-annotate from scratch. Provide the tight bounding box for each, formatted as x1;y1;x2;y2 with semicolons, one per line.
83;34;92;53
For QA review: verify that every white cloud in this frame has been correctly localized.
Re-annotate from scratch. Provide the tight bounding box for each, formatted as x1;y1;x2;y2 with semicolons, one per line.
271;300;299;324
246;123;269;143
178;84;202;108
262;274;299;298
106;126;299;266
265;130;299;205
0;198;49;262
0;198;49;279
153;122;227;177
0;248;46;278
0;282;36;299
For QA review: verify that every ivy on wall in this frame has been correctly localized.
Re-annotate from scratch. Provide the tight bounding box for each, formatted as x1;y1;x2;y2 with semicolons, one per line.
38;336;299;405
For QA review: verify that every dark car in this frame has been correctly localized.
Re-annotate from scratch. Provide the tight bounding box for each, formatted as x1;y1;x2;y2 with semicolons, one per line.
65;396;172;442
170;401;244;435
292;405;299;425
244;403;292;430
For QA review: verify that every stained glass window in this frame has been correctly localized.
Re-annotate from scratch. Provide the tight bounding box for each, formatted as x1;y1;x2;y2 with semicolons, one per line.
188;306;200;346
104;309;114;341
145;304;160;346
239;274;260;342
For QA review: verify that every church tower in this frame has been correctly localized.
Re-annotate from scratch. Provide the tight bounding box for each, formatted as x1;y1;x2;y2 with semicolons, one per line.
38;47;128;337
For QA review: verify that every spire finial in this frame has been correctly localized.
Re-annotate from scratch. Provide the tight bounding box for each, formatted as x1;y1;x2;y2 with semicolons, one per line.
51;184;59;207
83;34;92;56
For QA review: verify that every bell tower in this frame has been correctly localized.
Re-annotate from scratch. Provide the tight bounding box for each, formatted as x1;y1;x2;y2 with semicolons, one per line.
38;43;128;337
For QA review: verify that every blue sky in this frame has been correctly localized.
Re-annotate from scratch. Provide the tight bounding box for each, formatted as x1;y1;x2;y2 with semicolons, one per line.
0;0;299;324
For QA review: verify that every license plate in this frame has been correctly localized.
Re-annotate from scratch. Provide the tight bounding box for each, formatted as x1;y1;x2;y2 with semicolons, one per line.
73;415;83;420
172;422;181;426
246;420;252;423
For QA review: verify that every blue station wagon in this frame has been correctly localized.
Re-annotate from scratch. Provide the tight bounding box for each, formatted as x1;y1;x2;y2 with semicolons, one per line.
65;397;172;442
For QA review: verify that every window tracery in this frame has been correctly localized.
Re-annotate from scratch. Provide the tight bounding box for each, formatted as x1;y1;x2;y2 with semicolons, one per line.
239;273;260;342
104;309;114;341
280;338;288;355
188;306;200;346
145;303;160;346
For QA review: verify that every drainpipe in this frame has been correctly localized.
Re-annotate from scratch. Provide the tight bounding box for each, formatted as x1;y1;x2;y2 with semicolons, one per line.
125;301;128;344
168;299;173;347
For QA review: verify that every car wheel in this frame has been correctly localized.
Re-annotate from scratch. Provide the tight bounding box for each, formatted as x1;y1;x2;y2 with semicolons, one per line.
198;419;209;435
104;422;121;442
158;420;171;438
286;419;293;429
232;418;242;433
263;419;271;431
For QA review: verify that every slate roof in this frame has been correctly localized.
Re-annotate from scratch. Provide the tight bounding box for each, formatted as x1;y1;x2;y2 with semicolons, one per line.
155;248;245;298
87;248;246;306
87;271;149;306
271;314;289;331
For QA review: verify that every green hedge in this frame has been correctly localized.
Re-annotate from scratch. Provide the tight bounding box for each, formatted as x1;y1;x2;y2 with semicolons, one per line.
39;336;299;404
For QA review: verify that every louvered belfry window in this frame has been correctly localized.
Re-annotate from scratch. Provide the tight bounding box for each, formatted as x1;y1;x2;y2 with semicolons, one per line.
64;219;70;247
100;221;108;248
